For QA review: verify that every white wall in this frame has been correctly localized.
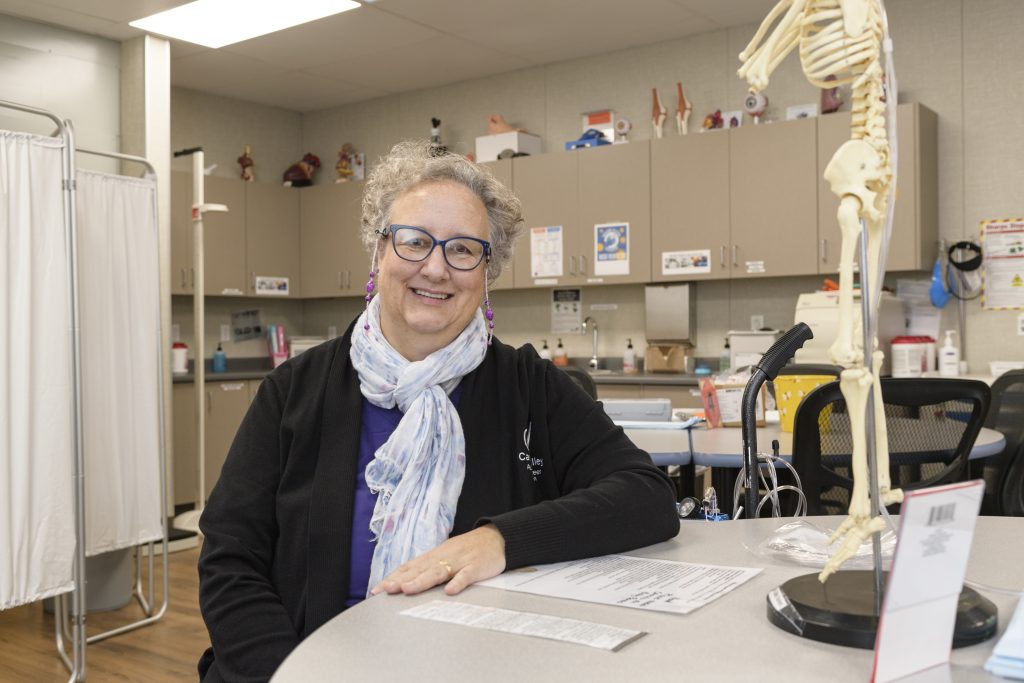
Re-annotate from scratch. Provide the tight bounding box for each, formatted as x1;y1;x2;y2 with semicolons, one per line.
0;14;119;172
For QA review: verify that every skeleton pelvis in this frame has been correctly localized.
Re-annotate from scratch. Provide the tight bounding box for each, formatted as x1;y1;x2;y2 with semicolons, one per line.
824;139;883;217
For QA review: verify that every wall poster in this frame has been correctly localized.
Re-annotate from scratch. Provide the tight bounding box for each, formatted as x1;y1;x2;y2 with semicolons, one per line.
980;218;1024;310
661;249;710;276
530;226;563;278
551;288;582;334
594;222;629;276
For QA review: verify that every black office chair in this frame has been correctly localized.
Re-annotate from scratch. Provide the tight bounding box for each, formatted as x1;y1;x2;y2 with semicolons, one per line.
559;365;598;400
789;378;991;515
981;370;1024;515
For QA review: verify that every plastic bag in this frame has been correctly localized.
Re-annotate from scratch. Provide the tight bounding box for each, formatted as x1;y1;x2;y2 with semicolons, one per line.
744;518;896;570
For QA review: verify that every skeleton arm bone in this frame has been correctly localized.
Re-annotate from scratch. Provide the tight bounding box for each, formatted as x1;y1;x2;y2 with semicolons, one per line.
738;0;807;91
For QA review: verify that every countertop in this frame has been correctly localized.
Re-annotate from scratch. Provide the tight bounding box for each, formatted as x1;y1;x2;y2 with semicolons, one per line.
171;359;703;386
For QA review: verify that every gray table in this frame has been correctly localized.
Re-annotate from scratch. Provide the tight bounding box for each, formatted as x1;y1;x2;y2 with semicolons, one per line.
272;516;1022;682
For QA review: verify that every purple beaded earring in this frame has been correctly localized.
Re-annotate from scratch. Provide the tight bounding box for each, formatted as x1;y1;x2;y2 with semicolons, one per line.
484;271;494;346
363;239;380;332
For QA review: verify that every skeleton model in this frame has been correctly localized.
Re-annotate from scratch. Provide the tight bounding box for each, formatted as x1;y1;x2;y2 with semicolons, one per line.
738;0;902;581
652;88;667;139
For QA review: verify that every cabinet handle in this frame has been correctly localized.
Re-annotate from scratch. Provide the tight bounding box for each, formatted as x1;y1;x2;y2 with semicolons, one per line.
719;246;726;268
579;254;587;275
732;245;738;267
569;255;577;276
820;238;828;263
180;268;186;288
251;271;256;293
337;271;342;289
206;391;212;412
345;271;351;289
190;268;195;287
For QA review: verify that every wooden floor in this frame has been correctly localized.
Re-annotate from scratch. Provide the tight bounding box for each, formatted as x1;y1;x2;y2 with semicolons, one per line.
0;547;209;682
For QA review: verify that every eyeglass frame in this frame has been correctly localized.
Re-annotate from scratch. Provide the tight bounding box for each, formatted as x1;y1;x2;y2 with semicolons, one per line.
378;224;491;271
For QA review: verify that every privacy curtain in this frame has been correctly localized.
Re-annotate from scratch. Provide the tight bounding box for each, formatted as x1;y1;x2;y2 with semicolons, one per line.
0;130;76;610
76;169;162;556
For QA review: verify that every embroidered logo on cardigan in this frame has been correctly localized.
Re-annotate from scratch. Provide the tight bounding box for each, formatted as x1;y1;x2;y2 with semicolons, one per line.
517;422;543;481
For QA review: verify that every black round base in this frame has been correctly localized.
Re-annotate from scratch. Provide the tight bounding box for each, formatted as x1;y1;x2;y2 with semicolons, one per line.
766;571;998;650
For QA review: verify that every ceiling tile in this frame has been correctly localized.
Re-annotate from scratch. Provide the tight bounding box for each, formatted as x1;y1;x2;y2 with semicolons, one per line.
33;0;185;23
221;6;441;70
306;36;532;93
171;50;287;92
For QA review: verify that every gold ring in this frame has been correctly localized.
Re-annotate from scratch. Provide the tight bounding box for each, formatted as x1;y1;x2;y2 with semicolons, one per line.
439;560;453;579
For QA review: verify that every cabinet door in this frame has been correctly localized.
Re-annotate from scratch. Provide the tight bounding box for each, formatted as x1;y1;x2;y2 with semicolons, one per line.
651;133;731;281
248;378;263;403
172;383;197;507
731;118;818;278
577;142;652;285
816;111;851;274
512;153;580;288
300;182;366;298
204;381;251;500
170;172;193;294
203;176;247;296
888;104;937;271
479;159;516;291
246;183;301;297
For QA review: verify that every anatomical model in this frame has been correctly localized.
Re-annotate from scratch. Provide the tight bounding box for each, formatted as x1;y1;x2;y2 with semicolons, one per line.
738;0;901;581
675;82;692;135
652;88;667;139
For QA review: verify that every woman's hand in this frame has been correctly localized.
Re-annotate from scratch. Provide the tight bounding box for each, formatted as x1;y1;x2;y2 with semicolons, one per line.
370;524;506;597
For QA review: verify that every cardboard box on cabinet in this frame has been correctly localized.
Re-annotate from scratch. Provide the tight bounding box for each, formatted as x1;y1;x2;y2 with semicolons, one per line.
475;131;542;162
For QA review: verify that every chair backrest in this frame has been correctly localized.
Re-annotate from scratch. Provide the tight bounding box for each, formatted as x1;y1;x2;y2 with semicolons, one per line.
559;365;597;400
791;378;991;515
984;370;1024;514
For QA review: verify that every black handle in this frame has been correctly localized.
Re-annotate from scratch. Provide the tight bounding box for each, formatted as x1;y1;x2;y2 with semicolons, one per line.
173;146;203;157
756;322;814;381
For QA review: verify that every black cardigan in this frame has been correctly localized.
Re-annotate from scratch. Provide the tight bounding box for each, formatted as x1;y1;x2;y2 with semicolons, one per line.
198;323;680;682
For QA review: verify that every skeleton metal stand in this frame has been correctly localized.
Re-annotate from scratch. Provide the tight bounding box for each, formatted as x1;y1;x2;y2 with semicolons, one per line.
766;232;996;649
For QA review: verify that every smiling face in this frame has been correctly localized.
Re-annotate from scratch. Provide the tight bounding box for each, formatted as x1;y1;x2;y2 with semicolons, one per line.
375;180;490;361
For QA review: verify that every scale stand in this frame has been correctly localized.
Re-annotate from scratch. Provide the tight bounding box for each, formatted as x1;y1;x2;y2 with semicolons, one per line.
761;229;997;649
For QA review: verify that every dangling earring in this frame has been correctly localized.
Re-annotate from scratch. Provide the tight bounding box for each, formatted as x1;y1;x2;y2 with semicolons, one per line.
484;270;494;346
363;240;380;332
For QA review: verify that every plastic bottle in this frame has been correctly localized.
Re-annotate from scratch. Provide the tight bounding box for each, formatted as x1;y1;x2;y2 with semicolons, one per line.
539;339;552;360
553;338;569;367
213;343;227;373
623;338;637;374
720;337;731;373
939;330;960;377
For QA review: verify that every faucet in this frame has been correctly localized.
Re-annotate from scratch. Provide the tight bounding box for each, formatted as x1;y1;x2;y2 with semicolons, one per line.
581;317;599;370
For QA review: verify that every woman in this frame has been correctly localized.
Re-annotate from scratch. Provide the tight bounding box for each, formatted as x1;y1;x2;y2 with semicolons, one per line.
198;140;680;682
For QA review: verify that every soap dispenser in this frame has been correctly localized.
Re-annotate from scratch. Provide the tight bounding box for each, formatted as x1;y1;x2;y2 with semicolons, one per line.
720;337;731;373
539;339;552;360
623;338;637;374
213;343;227;373
553;338;569;367
939;330;960;377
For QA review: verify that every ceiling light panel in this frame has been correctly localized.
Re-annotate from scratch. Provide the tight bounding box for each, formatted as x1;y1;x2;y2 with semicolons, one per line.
130;0;361;48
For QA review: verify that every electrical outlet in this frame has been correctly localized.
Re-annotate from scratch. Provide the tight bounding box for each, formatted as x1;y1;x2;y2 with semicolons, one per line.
751;314;764;331
328;325;338;339
220;324;231;343
1018;313;1024;336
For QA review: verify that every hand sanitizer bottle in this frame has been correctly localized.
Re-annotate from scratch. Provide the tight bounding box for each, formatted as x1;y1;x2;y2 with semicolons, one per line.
213;343;227;373
553;338;569;367
939;330;960;377
539;339;552;360
623;338;637;374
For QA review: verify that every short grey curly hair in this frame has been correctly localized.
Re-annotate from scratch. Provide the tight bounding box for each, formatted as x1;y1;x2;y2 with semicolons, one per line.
361;140;523;282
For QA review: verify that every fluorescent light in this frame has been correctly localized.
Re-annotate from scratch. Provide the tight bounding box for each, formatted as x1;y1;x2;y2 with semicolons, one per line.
130;0;361;48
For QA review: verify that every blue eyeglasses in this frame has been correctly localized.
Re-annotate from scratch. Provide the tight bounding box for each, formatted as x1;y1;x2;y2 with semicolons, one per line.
381;225;490;271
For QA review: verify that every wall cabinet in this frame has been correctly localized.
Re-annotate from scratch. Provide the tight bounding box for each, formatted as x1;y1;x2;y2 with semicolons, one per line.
816;102;937;273
480;159;516;291
246;183;301;297
730;117;819;278
170;172;247;295
299;181;366;298
651;131;731;281
172;380;254;507
511;152;580;288
577;142;652;285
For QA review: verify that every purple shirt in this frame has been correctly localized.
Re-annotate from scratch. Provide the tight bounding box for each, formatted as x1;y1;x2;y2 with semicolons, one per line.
345;384;461;607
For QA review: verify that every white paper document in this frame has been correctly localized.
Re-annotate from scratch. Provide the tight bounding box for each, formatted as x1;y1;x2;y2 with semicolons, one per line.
480;554;762;615
872;480;985;683
400;600;645;651
986;597;1024;679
